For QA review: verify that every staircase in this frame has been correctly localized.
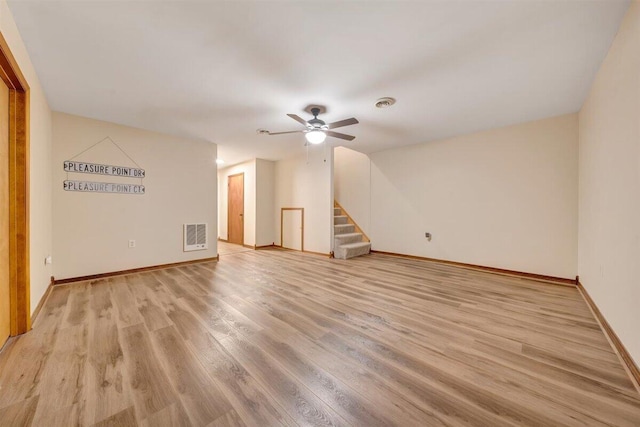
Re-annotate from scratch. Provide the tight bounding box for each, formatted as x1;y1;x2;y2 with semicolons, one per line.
333;204;371;259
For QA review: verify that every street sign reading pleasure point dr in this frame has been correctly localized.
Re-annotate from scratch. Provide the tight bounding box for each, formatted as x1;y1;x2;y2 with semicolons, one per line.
63;160;145;178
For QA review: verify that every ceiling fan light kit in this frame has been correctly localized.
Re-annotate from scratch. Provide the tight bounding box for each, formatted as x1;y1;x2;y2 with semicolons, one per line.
305;129;327;145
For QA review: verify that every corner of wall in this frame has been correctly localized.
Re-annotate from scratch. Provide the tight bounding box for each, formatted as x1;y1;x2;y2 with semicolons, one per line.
52;113;218;279
1;0;54;314
274;152;333;254
576;0;640;369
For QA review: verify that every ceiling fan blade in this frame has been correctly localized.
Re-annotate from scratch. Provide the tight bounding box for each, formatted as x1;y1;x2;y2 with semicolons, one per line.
268;130;304;135
326;130;355;141
327;117;359;129
287;114;308;126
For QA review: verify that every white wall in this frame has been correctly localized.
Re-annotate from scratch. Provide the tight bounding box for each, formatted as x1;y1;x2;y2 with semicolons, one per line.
217;160;256;246
52;112;217;279
274;151;333;255
578;2;640;365
255;159;275;247
334;146;371;236
0;1;53;312
367;114;578;279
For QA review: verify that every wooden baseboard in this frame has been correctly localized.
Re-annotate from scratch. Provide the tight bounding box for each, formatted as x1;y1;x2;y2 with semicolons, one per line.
255;244;276;250
576;279;640;392
30;277;55;327
217;238;228;242
370;250;576;286
243;244;256;250
53;257;219;285
272;245;331;257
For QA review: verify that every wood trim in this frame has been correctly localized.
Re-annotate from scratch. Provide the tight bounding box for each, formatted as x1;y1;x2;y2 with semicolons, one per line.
255;244;276;250
53;257;219;285
273;245;330;257
219;239;264;250
370;250;576;286
576;278;640;393
30;277;54;327
280;207;304;251
227;172;244;245
334;200;370;242
0;33;29;91
0;31;30;335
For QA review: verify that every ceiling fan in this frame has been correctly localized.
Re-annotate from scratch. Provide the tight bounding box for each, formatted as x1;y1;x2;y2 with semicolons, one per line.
268;107;358;145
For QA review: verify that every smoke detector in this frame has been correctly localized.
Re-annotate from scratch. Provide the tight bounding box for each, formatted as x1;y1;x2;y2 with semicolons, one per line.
375;97;396;108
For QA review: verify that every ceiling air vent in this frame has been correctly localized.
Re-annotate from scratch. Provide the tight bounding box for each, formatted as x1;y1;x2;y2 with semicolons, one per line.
184;223;208;251
375;97;396;108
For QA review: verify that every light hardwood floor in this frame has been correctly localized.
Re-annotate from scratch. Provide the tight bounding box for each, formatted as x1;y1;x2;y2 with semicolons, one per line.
218;241;253;256
0;248;639;426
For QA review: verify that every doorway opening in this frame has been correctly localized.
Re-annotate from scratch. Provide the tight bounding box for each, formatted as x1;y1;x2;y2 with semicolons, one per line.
0;31;31;348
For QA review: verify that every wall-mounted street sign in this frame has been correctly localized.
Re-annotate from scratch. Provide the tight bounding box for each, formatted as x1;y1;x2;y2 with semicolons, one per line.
63;180;145;195
63;160;145;178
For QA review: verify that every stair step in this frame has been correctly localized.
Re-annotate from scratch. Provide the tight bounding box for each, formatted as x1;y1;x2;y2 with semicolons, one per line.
333;207;341;216
335;232;362;240
334;224;355;235
334;232;363;246
335;241;371;260
334;215;349;225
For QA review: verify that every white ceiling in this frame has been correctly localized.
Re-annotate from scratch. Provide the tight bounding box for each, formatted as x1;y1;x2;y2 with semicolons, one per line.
9;0;629;167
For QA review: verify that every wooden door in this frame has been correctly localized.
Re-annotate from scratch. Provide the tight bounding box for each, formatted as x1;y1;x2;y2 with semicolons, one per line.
0;78;10;345
227;173;244;245
281;208;303;251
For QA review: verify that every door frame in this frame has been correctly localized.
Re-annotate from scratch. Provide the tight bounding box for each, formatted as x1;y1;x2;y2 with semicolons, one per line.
280;207;304;251
0;32;30;335
227;172;244;245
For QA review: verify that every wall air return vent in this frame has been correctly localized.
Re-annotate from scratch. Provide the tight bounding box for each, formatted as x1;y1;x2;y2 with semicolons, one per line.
184;223;208;251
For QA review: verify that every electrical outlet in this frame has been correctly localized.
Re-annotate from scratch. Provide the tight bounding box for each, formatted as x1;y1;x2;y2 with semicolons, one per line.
128;240;136;248
44;255;52;265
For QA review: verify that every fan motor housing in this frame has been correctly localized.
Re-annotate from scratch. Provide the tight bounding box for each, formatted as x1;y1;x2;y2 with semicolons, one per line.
308;117;326;128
